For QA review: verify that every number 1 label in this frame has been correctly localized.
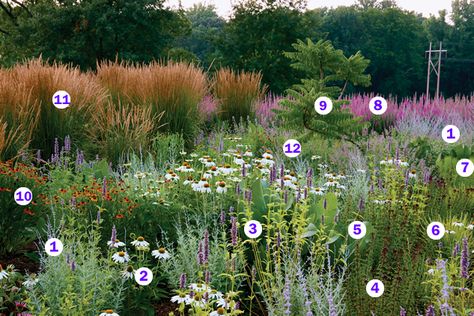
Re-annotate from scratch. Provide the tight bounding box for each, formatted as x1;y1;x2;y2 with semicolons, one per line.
442;125;460;143
45;238;63;256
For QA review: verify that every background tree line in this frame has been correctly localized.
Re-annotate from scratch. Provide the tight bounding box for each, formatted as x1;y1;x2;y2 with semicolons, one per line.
0;0;473;98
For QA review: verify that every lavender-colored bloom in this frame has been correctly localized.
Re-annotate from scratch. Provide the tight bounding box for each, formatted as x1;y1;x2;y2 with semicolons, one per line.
306;168;313;188
358;198;365;211
436;259;455;314
400;307;406;316
461;237;469;279
102;177;107;198
452;243;460;257
235;183;241;196
283;275;291;315
197;241;204;265
327;291;337;316
234;301;240;310
203;230;209;264
110;225;117;246
231;216;238;246
304;187;308;200
425;305;435;316
205;270;211;284
179;273;186;289
70;260;76;272
323;198;327;210
70;197;76;208
64;135;71;153
219;210;226;226
280;164;284;178
245;190;252;203
321;215;325;225
242;163;246;177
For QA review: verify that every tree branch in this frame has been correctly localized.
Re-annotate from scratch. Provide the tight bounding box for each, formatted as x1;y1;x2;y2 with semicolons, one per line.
10;0;32;17
0;1;19;26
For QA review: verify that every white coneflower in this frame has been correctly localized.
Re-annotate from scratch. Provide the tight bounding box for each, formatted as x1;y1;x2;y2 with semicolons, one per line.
210;307;227;316
107;239;126;248
324;173;334;178
0;265;9;280
262;150;273;160
256;164;270;175
183;176;194;185
165;171;179;181
189;283;209;292
408;169;417;179
112;251;129;264
171;293;190;304
205;158;216;168
216;297;231;308
310;187;325;195
234;155;245;166
243;150;253;157
336;184;346;190
324;178;338;187
152;247;171;260
99;310;119;316
131;236;150;249
192;180;203;192
190;293;206;308
452;222;464;227
122;265;135;279
208;166;220;175
203;172;213;179
467;224;474;230
218;165;234;175
201;183;212;193
208;289;224;300
216;181;227;194
260;157;275;167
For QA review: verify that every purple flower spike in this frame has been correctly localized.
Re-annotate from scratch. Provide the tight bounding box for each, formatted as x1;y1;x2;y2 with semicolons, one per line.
425;305;435;316
179;273;186;289
461;238;469;279
110;225;117;246
203;230;209;264
231;216;238;246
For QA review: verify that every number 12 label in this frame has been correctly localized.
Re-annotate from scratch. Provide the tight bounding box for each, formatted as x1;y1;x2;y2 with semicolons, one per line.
283;139;302;158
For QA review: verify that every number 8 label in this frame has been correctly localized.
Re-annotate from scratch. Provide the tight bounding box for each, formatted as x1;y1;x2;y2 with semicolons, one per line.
283;139;302;158
314;96;333;115
456;159;473;177
135;267;153;286
244;220;263;239
369;97;387;115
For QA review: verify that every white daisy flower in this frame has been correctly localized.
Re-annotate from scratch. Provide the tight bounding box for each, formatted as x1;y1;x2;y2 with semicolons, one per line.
203;172;213;179
233;155;245;166
190;293;207;308
131;236;150;249
310;187;325;195
218;165;234;175
171;293;190;304
192;181;203;192
216;297;231;308
152;247;171;260
22;274;38;288
408;170;417;179
243;150;253;157
216;181;228;194
399;161;409;167
210;307;227;316
324;179;338;187
452;222;464;227
205;160;216;168
336;184;346;190
122;266;135;279
260;158;275;167
112;251;129;264
262;151;273;160
467;224;474;230
99;310;119;316
208;289;224;300
189;283;209;292
200;183;212;193
107;239;126;248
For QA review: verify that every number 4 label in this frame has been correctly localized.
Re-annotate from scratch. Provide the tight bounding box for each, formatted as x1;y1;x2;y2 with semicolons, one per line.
366;279;384;298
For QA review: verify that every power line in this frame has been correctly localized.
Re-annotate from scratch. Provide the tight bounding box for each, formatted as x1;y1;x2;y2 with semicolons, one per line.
425;42;447;100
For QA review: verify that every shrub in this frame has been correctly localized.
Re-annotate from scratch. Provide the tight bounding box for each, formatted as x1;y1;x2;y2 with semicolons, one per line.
213;68;266;123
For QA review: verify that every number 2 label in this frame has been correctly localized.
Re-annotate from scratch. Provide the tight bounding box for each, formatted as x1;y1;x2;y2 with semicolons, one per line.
135;267;153;286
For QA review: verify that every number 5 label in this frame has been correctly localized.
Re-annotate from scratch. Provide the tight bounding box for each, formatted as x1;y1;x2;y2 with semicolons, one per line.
456;159;473;177
244;220;263;239
348;221;367;239
283;139;302;158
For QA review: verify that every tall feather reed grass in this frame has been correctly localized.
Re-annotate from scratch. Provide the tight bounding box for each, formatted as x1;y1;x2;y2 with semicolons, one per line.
97;60;207;145
213;68;267;123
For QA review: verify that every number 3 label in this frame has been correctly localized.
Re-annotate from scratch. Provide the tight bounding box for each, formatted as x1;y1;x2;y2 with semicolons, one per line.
314;96;333;115
135;267;153;286
348;221;367;239
244;220;263;239
283;139;302;158
366;279;384;298
456;159;473;177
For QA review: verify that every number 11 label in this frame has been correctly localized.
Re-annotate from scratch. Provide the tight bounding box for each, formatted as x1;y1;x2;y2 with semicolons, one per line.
52;90;71;109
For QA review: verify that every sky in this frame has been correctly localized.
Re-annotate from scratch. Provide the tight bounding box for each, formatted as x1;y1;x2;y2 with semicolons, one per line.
165;0;453;18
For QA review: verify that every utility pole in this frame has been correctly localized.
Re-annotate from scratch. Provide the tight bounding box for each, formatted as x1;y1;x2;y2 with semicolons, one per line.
425;42;447;100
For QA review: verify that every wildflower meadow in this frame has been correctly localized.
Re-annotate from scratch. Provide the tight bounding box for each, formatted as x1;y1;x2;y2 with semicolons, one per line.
0;1;473;316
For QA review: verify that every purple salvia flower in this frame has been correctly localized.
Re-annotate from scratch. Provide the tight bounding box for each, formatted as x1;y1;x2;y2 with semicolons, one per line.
304;187;308;200
70;260;76;272
219;210;226;226
231;216;238;246
283;274;291;315
197;240;204;265
235;183;241;196
461;237;469;279
110;225;117;246
179;273;186;289
66;254;70;264
358;198;365;211
425;305;435;316
203;230;209;264
327;291;337;316
205;270;211;284
452;243;460;257
436;259;455;314
64;135;71;153
280;164;284;178
235;301;240;310
323;198;327;210
400;307;406;316
306;168;313;188
102;177;107;198
321;215;325;225
242;164;246;177
70;197;76;208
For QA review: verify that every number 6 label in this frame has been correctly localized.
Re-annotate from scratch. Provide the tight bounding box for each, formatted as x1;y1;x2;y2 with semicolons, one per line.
244;220;263;239
456;159;473;177
135;267;153;286
348;221;366;239
283;139;301;158
366;279;384;298
427;222;445;240
314;96;333;115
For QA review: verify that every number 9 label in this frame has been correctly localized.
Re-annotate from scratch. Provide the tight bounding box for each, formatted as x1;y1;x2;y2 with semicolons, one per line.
283;139;301;158
135;267;153;286
348;221;367;239
427;222;445;240
244;220;263;239
369;97;387;115
314;96;333;115
456;159;473;177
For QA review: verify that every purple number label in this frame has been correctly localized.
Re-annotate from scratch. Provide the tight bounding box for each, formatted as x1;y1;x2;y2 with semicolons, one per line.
371;282;379;293
461;162;469;173
432;225;440;236
284;143;292;153
374;100;382;111
24;191;32;201
353;224;362;235
54;95;61;104
16;191;24;201
50;241;58;252
320;101;327;111
447;128;455;139
293;143;301;153
140;270;148;282
249;223;257;234
62;95;70;104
